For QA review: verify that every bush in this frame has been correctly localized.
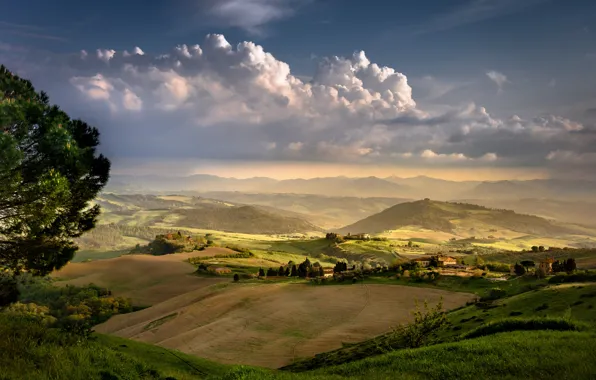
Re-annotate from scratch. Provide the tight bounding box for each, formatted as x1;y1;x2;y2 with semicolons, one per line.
378;299;449;352
461;317;586;340
481;288;507;301
10;276;132;338
486;262;510;273
0;274;19;307
233;274;239;282
549;272;596;284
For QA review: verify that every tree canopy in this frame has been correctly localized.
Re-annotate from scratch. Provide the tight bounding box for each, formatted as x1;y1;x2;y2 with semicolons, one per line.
0;65;110;276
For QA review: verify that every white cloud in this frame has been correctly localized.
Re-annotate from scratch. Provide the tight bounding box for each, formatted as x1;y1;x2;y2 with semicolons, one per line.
287;142;304;151
3;33;592;174
486;70;508;91
546;150;596;164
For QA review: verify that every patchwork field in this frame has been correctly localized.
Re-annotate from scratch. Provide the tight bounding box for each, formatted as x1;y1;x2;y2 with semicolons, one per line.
95;282;474;368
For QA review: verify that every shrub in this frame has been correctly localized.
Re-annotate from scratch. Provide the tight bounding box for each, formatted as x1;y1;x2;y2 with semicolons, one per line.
461;317;586;340
0;274;19;307
233;274;239;282
549;272;596;284
486;262;510;273
376;299;450;353
481;288;507;301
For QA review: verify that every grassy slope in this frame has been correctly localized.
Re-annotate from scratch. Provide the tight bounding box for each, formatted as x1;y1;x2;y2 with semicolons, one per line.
215;331;596;380
281;281;596;372
4;283;596;379
4;316;596;380
0;314;228;380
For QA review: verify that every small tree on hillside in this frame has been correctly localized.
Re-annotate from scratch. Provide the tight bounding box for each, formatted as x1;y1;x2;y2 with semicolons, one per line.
531;246;539;252
429;256;439;268
267;267;276;277
290;264;297;277
538;246;545;252
258;268;265;277
297;263;307;278
233;274;239;282
278;266;285;276
520;260;535;270
565;258;577;273
386;299;449;350
514;262;526;276
284;267;290;276
319;266;325;277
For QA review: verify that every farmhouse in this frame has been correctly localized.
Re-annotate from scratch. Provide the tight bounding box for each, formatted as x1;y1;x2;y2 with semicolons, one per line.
438;256;457;267
412;257;431;267
322;268;334;278
539;258;555;274
345;232;371;240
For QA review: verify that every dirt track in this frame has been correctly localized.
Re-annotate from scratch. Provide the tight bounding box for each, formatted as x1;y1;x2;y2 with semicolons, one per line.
96;282;474;368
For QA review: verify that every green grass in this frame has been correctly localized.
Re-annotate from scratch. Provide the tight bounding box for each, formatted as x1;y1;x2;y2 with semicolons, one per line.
444;282;596;340
460;317;587;339
210;331;596;379
281;280;594;372
0;314;228;380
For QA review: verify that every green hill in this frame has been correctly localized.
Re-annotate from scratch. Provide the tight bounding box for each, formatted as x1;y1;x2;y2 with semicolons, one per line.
337;199;580;236
93;193;322;235
3;312;595;380
4;280;596;379
281;281;596;372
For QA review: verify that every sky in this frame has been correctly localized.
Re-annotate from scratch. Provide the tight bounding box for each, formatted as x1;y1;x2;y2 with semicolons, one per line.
2;0;596;180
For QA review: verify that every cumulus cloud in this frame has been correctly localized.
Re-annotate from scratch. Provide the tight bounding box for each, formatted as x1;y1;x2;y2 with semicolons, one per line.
0;34;592;176
486;70;508;91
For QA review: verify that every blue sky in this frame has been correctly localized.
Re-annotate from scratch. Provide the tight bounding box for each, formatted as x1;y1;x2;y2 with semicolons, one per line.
2;0;596;179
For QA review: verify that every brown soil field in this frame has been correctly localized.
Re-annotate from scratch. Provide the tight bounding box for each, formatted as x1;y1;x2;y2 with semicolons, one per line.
96;282;475;368
51;248;233;305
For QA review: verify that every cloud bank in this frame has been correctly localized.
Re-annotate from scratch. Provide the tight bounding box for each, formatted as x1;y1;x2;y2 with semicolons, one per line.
1;34;594;177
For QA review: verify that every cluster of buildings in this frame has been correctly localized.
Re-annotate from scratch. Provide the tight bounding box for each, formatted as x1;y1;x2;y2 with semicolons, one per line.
411;255;459;268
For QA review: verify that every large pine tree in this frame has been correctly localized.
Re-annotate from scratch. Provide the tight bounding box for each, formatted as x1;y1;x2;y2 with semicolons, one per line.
0;66;110;277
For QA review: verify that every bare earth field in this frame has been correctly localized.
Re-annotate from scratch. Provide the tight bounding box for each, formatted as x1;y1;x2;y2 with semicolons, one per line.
95;282;474;368
51;248;234;305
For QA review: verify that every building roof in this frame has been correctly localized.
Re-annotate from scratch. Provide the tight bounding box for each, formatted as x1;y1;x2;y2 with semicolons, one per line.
438;256;456;261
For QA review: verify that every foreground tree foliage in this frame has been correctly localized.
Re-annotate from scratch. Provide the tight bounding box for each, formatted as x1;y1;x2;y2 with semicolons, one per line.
0;66;110;279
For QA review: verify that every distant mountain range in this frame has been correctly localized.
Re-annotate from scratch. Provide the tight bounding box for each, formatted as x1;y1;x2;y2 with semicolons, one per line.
106;174;596;201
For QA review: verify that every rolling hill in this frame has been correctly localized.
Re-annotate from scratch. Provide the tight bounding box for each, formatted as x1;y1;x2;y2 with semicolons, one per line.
337;199;585;236
195;192;410;229
93;193;322;235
